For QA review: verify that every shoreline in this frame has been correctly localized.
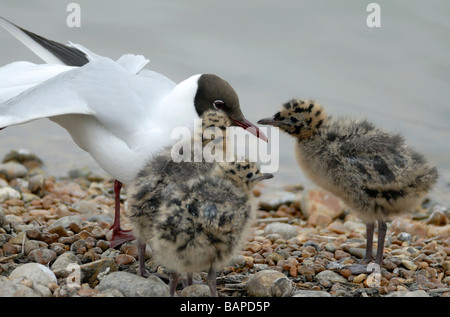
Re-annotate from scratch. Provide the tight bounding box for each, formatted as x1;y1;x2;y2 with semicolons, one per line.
0;150;449;297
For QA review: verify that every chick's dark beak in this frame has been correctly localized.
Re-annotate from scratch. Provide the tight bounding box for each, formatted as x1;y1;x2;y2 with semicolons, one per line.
230;117;268;142
257;117;280;127
253;173;274;182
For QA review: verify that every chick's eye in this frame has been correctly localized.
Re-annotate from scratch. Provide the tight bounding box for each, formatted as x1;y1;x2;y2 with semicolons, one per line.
213;100;225;110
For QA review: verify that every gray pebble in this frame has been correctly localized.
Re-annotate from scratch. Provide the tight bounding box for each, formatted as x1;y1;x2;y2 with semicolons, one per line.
263;222;298;239
97;271;169;297
51;251;81;278
246;270;292;297
292;290;332;297
385;290;430;297
315;270;347;284
48;215;83;230
397;232;412;242
258;191;297;210
9;263;57;286
0;278;42;297
0;162;27;180
180;284;212;297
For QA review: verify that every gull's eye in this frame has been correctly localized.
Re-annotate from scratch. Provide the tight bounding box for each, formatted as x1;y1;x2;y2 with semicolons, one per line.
213;100;225;110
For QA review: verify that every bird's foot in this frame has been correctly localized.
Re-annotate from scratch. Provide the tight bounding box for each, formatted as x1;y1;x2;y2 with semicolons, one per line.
109;228;135;248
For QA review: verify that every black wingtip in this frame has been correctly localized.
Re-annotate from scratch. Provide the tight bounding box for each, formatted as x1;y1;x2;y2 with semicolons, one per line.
17;25;89;67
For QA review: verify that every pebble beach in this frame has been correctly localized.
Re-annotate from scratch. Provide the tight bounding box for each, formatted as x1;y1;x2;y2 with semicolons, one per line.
0;150;449;297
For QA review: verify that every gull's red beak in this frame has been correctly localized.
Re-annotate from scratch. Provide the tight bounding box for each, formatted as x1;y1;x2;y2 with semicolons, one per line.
230;118;268;142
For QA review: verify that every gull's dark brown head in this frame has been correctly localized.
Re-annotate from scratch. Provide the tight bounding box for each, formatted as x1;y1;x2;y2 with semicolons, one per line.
194;74;267;142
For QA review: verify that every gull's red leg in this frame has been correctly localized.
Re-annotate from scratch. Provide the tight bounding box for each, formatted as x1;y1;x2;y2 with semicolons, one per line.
109;180;135;248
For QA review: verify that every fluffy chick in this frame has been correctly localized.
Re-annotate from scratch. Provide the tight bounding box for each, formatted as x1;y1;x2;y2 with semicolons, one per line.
258;99;438;272
128;159;272;296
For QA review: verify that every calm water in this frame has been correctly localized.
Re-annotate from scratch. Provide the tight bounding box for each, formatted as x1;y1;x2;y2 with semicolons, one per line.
1;0;449;204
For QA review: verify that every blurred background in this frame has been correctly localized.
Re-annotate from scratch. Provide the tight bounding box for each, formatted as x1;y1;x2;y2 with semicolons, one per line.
0;0;449;204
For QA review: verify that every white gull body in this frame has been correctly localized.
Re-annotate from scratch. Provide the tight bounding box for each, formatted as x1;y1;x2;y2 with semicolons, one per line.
0;17;207;185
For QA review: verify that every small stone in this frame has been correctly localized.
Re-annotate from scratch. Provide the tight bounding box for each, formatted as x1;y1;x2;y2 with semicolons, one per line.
72;200;100;215
26;229;42;240
442;261;450;272
80;258;118;287
245;242;262;254
263;222;298;239
96;240;110;251
91;227;106;239
385;290;430;297
40;233;59;245
51;251;82;278
180;284;212;297
28;174;45;194
258;191;297;210
0;279;42;297
348;247;367;259
71;239;87;254
97;272;169;297
0;206;5;227
397;232;412;242
0;187;21;203
316;270;348;284
353;274;367;283
24;240;48;256
426;210;447;226
401;259;418;271
292;290;331;297
334;249;351;260
340;268;352;279
49;216;83;230
27;248;57;265
115;254;136;265
9;263;57;286
48;225;69;237
245;270;292;297
0;162;27;180
8;231;28;245
300;187;345;219
120;243;139;259
298;265;315;276
307;212;333;228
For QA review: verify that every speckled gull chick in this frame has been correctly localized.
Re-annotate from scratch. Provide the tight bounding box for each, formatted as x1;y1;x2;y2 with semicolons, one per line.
258;99;438;273
127;111;273;296
0;17;267;248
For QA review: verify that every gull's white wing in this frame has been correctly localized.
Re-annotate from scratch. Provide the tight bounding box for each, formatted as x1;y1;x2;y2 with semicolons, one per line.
0;57;176;145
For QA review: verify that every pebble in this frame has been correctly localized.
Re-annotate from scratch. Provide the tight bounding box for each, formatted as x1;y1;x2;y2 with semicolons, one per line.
51;251;82;278
180;284;212;297
0;162;28;180
385;290;430;297
0;151;449;298
0;206;5;227
292;290;332;297
300;187;345;219
28;248;57;265
0;187;21;203
316;270;348;285
0;278;42;297
79;258;118;287
258;191;297;211
263;222;298;239
49;216;83;230
401;259;418;271
9;263;57;286
97;272;169;297
245;270;292;297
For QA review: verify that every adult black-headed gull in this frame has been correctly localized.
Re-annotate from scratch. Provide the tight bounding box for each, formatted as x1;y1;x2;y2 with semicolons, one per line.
0;17;267;248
